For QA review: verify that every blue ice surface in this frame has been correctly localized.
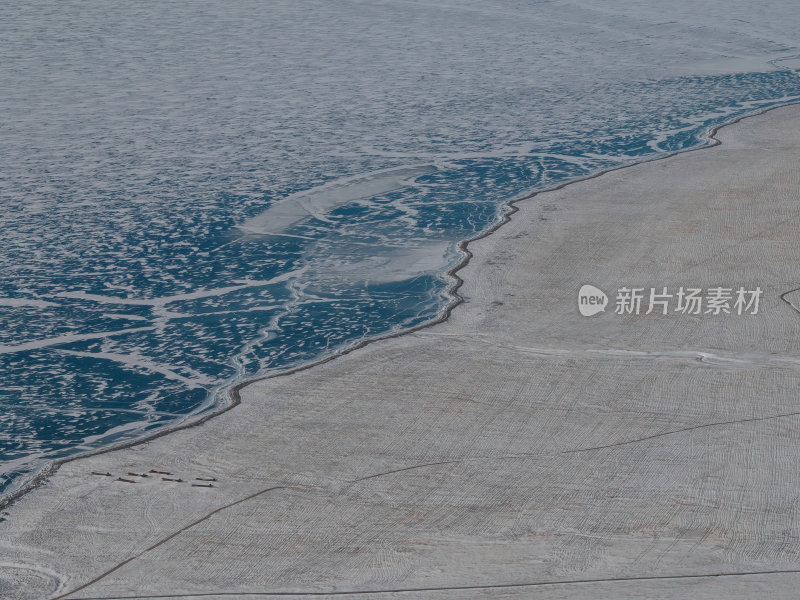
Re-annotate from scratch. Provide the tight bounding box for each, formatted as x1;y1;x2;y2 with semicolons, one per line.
2;54;800;500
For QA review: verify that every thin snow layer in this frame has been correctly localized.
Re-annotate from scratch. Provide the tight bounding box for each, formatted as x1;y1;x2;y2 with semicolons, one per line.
238;166;436;235
0;299;56;309
1;0;800;496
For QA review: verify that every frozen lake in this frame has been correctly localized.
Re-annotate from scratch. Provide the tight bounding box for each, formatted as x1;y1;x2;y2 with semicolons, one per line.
1;0;800;497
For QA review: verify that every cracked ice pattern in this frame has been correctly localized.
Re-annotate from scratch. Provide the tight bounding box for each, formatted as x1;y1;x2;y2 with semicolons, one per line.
2;0;800;496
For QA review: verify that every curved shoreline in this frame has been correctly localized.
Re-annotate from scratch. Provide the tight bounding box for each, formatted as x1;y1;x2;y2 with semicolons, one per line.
1;98;798;514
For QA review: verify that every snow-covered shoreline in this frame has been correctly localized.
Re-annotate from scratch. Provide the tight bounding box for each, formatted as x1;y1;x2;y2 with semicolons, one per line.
5;103;800;599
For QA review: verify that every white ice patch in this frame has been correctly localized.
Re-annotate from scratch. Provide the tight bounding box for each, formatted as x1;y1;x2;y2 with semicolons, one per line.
0;327;155;355
237;166;436;235
313;242;453;284
0;298;57;309
101;313;150;321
